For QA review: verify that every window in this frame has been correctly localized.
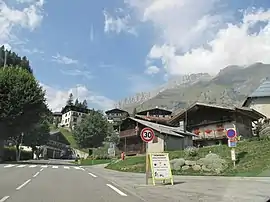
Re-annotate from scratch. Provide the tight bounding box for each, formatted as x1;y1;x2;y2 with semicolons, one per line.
73;117;77;122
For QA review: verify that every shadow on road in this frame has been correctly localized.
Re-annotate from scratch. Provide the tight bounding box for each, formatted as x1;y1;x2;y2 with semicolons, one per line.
164;181;185;186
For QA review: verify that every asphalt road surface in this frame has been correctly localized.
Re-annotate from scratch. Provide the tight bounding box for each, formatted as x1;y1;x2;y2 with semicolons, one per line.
0;162;143;202
1;161;270;202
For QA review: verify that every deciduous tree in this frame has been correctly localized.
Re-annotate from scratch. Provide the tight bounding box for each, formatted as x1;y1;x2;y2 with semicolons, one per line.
73;110;111;148
0;67;46;161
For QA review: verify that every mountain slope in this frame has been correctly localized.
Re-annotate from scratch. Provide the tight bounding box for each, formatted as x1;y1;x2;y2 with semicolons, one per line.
120;63;270;113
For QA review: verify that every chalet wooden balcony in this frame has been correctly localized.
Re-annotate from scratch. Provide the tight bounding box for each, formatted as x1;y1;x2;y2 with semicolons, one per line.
120;129;137;138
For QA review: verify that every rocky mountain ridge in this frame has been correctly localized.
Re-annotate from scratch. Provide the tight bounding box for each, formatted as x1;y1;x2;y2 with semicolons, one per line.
116;63;270;113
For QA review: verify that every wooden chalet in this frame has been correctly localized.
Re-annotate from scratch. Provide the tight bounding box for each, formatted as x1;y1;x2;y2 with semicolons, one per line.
136;106;172;117
118;117;194;156
168;102;266;147
105;108;129;130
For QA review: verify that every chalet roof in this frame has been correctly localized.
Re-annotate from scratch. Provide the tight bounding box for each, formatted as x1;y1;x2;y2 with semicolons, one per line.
49;131;70;145
249;80;270;98
61;105;91;114
242;80;270;107
53;112;62;116
169;102;266;124
136;106;172;115
105;108;129;114
129;117;195;138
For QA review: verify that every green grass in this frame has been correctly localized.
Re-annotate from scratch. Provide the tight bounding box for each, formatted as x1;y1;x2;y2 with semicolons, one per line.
59;128;78;149
106;139;270;177
75;159;112;166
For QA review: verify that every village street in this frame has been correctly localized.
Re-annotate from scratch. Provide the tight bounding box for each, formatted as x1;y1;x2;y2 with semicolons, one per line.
86;164;270;202
0;161;270;202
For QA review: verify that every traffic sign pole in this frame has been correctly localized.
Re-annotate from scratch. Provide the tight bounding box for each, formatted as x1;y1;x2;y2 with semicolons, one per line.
140;127;155;185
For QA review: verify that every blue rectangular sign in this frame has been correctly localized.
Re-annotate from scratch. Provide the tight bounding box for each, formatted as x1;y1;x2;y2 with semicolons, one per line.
228;139;237;147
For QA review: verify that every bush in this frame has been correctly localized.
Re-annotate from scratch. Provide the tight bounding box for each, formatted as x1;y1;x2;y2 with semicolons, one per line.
184;146;199;157
3;147;32;161
197;153;228;174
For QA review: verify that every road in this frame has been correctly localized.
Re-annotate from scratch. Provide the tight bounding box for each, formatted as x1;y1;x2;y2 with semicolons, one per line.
0;161;270;202
0;161;143;202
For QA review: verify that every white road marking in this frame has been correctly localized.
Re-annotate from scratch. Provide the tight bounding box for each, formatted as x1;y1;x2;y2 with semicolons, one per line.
17;165;26;168
4;164;15;168
16;179;31;190
106;184;127;196
41;165;48;168
33;172;40;178
64;166;70;169
29;165;37;168
52;166;58;169
74;166;81;170
88;172;97;178
0;196;9;202
40;168;44;172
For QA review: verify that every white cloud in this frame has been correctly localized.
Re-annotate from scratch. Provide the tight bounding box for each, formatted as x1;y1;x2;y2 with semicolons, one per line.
41;83;115;112
115;1;270;75
52;53;78;65
60;69;93;80
0;0;44;47
103;10;136;35
145;65;160;74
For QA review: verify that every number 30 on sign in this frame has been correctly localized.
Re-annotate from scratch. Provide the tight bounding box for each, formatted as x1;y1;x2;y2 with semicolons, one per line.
140;127;155;143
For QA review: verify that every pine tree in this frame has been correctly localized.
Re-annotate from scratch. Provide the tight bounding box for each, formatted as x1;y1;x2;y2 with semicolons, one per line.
74;98;79;106
82;99;88;109
66;93;74;106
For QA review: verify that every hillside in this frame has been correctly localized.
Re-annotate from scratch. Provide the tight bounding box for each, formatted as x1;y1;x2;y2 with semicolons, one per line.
106;139;270;177
118;63;270;113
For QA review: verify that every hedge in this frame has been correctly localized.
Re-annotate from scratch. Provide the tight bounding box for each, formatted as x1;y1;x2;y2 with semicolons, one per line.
3;147;33;161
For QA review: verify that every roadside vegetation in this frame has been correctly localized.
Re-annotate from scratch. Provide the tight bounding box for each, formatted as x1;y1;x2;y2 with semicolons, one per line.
106;138;270;177
0;45;51;162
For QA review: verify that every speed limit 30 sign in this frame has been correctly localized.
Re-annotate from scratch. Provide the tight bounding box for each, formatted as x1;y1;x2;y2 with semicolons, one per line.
140;127;155;143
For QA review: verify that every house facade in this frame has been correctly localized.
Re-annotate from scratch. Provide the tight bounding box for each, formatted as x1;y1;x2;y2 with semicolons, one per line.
169;103;265;147
60;105;90;129
136;106;173;118
118;117;194;156
52;112;62;127
105;108;129;130
40;131;73;159
242;80;270;118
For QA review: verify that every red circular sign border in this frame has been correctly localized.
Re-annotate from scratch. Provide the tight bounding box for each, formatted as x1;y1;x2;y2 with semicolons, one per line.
226;128;236;138
140;127;155;143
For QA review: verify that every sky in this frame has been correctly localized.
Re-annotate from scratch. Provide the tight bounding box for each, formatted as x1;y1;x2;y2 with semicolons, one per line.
1;0;270;112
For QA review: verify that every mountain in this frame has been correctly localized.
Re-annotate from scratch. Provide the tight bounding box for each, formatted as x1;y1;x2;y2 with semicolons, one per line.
117;63;270;113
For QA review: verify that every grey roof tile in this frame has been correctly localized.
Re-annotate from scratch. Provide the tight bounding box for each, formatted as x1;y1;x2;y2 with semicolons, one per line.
249;81;270;98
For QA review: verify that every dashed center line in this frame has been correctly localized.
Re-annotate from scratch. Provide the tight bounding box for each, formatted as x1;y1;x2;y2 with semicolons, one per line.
17;165;26;168
29;165;37;168
52;166;58;169
16;179;31;190
106;184;127;196
33;171;40;178
0;196;10;202
64;166;70;169
88;172;97;178
41;165;48;168
74;167;81;170
4;164;15;168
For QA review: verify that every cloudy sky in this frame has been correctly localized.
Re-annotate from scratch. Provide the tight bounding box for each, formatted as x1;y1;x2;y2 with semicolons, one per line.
1;0;270;111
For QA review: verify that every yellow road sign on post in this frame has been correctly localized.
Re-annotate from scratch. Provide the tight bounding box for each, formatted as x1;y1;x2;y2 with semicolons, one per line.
148;153;173;186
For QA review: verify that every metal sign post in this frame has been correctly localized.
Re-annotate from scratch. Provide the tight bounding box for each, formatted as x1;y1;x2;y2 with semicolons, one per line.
226;128;237;167
140;127;155;185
